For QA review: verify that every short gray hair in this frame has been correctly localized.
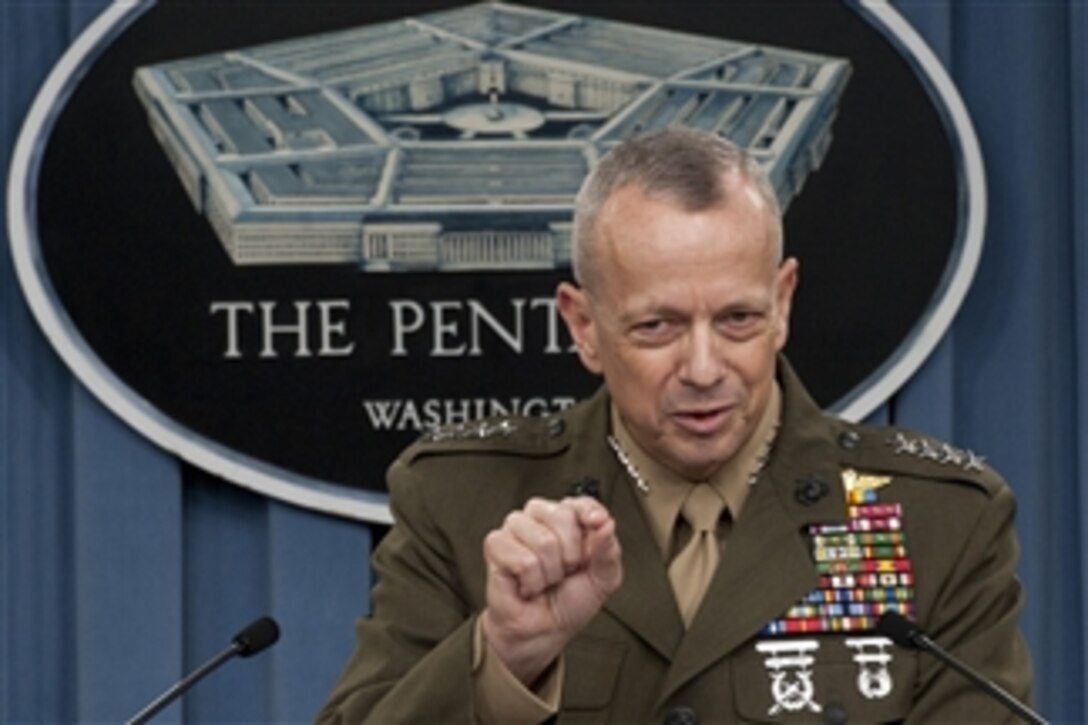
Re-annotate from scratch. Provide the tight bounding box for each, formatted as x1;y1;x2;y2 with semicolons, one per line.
571;128;783;289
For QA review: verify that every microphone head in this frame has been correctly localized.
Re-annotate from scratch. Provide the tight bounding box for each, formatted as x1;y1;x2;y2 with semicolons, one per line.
876;611;922;649
232;616;281;657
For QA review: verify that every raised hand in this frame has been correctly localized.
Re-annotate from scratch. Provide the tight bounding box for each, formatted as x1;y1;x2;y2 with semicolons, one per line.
480;496;623;686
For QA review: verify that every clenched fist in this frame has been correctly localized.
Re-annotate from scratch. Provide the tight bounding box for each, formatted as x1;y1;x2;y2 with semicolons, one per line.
480;496;623;686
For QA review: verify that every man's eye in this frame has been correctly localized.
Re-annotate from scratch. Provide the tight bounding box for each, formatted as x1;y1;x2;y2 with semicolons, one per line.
720;310;766;336
630;318;675;341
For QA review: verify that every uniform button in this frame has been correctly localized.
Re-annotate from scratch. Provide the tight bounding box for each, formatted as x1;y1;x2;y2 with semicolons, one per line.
795;475;829;505
568;476;600;500
823;701;848;724
838;430;861;450
547;417;566;438
663;706;698;725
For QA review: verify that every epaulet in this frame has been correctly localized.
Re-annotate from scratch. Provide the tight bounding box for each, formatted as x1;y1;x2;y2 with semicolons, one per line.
399;412;571;466
831;420;1005;498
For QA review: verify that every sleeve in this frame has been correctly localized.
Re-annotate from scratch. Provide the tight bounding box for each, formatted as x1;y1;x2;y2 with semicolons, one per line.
473;616;563;723
905;482;1035;723
315;460;481;724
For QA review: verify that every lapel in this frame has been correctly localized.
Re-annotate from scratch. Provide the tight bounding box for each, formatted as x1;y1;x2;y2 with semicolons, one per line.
553;386;685;659
601;467;684;660
657;360;850;703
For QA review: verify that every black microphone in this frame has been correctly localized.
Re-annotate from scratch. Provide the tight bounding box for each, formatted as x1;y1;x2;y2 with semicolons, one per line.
127;616;281;724
876;612;1046;725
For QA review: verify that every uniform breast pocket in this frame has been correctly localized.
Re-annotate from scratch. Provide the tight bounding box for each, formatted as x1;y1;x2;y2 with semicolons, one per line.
732;635;918;723
557;634;627;718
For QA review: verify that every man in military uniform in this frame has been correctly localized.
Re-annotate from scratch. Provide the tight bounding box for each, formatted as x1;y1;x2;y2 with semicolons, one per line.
318;128;1032;723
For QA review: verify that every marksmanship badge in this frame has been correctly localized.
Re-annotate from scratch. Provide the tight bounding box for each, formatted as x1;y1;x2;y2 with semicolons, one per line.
756;640;823;715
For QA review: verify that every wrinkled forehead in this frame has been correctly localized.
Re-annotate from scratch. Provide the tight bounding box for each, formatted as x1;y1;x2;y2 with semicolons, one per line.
591;190;780;301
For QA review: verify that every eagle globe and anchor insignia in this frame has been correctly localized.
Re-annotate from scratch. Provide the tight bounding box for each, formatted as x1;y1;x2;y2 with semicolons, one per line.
9;1;984;521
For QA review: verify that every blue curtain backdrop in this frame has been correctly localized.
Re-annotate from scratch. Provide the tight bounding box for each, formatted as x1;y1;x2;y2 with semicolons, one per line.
2;1;1085;722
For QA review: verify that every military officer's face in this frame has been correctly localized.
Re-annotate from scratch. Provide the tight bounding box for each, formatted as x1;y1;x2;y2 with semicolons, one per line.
559;177;798;481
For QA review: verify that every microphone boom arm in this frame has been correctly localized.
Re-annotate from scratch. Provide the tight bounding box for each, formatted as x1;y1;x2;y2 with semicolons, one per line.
877;612;1046;725
127;642;242;725
126;616;279;724
910;630;1047;725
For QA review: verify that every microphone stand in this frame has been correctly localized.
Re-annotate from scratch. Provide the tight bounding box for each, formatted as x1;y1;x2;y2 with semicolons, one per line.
127;641;242;725
877;612;1046;725
910;630;1047;725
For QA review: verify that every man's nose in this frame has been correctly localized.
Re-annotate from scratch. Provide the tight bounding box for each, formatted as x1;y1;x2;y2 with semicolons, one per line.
678;326;725;389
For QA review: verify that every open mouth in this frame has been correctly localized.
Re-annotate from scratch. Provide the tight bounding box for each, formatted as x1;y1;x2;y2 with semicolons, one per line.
673;406;734;435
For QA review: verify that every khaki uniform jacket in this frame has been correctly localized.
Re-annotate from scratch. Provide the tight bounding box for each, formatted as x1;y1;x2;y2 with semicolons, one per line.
318;361;1032;723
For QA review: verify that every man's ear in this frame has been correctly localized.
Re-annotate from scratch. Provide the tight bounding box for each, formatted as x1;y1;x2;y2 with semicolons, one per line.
774;257;799;351
556;281;604;375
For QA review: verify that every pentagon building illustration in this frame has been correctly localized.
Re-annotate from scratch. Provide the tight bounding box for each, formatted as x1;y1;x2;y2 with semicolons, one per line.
133;2;850;271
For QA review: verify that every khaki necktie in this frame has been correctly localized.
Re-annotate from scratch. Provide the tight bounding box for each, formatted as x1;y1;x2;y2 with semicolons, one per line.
668;484;725;627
